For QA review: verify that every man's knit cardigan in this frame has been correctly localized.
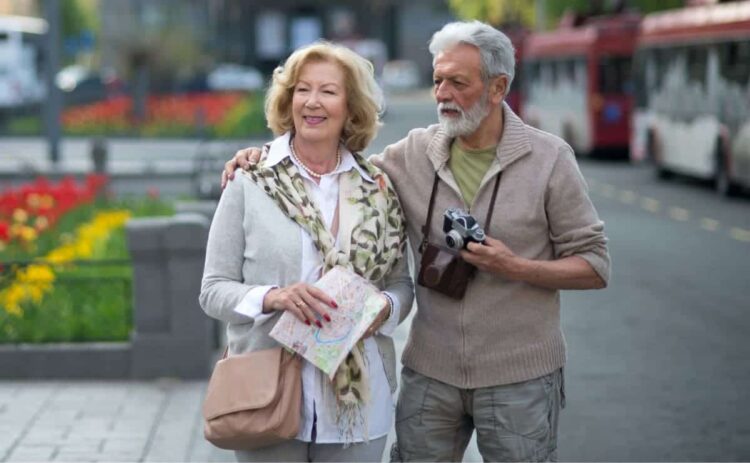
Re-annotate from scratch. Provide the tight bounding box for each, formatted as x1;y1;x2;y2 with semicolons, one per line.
371;103;611;388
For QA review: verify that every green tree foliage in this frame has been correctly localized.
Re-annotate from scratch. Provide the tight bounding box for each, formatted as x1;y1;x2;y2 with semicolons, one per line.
61;0;94;39
545;0;684;24
446;0;687;30
447;0;536;27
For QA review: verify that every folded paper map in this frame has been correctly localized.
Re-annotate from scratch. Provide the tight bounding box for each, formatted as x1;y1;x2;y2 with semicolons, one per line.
269;266;386;379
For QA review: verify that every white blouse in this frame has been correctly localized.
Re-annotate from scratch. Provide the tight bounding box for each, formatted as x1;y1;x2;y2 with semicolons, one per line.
234;134;401;443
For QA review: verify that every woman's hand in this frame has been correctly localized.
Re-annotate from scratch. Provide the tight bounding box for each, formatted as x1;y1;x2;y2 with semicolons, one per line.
221;147;263;189
262;283;337;328
362;298;391;338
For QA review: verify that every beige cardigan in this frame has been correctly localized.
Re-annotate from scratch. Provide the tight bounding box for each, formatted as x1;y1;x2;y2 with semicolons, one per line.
371;103;610;388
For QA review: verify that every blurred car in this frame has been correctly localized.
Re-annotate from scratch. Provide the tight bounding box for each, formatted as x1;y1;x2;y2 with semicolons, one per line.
207;64;264;92
382;60;421;91
55;65;124;106
175;73;209;93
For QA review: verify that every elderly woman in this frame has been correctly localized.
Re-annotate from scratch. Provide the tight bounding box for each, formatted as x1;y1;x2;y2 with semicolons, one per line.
199;42;413;462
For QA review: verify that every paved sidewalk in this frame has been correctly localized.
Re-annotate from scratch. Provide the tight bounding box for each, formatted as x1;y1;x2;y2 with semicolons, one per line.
0;379;231;462
0;312;482;463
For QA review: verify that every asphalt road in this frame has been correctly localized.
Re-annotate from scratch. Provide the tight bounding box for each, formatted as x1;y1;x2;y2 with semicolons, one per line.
559;159;750;461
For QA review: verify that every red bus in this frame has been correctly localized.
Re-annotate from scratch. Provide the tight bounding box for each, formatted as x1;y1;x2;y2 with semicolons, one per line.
631;1;750;196
521;13;640;157
502;26;528;115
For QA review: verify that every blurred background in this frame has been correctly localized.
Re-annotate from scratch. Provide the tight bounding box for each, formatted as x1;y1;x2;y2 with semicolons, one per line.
0;0;749;462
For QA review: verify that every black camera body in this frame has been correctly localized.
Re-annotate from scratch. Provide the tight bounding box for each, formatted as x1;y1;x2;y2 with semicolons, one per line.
442;208;486;250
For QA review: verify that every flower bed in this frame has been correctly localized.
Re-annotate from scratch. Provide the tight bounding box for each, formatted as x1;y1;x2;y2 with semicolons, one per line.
0;175;107;259
61;91;267;138
0;177;173;343
2;92;268;138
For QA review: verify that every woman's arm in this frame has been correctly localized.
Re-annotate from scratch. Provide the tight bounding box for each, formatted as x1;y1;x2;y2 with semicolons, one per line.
376;248;415;336
199;172;258;325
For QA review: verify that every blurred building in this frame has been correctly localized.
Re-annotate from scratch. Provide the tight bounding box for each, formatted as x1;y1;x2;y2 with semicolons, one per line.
97;0;453;86
0;0;37;16
204;0;454;82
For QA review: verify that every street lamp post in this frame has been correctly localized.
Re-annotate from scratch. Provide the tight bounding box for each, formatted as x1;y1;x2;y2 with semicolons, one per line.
43;0;62;166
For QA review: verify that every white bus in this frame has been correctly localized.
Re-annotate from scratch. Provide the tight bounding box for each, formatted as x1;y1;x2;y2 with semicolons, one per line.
631;2;750;196
0;15;47;114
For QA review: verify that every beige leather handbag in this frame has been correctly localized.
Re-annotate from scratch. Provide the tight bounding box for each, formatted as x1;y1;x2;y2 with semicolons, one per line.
202;347;302;450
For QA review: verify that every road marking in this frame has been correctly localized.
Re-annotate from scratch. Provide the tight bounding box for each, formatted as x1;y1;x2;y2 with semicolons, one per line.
730;227;750;242
640;197;660;213
700;218;720;232
587;180;745;243
619;190;637;204
600;184;615;198
668;207;690;222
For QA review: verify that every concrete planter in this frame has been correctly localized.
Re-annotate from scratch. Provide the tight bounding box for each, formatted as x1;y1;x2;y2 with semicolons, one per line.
0;343;130;379
0;213;218;379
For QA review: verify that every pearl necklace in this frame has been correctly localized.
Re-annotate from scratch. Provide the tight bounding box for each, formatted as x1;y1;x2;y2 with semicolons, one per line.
289;139;341;179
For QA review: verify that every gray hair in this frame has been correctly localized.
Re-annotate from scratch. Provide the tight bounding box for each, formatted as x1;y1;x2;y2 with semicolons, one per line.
428;20;515;89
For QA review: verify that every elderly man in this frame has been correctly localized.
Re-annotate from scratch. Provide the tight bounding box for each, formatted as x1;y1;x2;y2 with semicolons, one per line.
222;21;610;462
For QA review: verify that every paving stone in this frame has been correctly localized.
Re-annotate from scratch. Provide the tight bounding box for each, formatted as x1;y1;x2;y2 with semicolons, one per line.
53;452;98;462
6;446;56;461
96;450;143;461
101;438;147;453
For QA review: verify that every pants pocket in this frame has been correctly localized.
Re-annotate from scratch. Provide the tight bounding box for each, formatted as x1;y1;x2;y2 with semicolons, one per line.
395;367;432;424
474;371;560;462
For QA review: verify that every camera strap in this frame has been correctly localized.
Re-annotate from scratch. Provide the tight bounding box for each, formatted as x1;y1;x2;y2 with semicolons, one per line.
419;169;503;253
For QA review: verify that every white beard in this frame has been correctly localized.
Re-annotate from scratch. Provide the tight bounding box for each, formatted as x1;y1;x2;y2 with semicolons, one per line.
437;90;491;138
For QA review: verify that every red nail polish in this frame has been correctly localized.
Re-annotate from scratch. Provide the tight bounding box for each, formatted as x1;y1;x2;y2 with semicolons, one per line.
315;320;323;328
305;320;311;326
324;314;331;322
331;301;338;309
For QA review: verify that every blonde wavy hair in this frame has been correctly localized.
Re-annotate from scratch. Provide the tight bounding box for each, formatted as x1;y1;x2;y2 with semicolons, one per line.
265;41;383;153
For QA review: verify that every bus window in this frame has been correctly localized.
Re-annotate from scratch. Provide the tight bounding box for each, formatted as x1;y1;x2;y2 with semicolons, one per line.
574;58;586;85
598;55;632;94
564;59;576;84
633;51;648;108
720;40;750;85
526;61;540;85
540;61;552;86
686;46;708;90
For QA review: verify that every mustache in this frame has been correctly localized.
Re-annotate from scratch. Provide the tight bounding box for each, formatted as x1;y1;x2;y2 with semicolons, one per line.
437;102;464;114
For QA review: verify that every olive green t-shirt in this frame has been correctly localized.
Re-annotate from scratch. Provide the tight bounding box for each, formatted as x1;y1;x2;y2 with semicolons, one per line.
448;140;498;207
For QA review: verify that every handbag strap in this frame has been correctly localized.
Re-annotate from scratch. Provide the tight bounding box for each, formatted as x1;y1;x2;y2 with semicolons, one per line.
419;170;503;253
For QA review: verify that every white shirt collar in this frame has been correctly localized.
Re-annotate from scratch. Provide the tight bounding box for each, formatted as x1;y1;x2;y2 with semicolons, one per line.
265;132;374;183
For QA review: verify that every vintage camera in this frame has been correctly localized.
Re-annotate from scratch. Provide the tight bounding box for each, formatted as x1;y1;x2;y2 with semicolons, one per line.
442;208;486;250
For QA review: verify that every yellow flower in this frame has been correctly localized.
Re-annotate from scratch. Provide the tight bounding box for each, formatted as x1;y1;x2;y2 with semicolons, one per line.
12;208;28;224
19;226;38;242
0;209;132;317
34;216;49;232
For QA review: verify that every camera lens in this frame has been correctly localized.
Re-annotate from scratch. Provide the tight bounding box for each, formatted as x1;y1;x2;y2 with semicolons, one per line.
446;231;463;250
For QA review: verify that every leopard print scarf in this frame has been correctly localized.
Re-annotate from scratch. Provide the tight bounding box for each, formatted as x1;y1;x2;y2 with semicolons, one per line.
243;138;405;441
